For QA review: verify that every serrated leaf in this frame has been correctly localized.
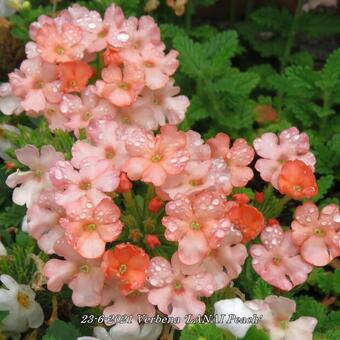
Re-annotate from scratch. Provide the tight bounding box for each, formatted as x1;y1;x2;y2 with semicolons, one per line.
43;320;80;340
312;175;334;202
252;278;273;299
0;204;26;228
173;36;206;78
213;72;259;97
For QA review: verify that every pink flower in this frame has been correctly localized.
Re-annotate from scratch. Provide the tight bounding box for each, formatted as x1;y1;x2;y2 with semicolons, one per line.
34;20;85;63
101;279;155;323
93;63;144;107
147;252;215;329
253;127;316;189
60;89;116;136
180;224;247;290
8;57;62;112
123;125;189;186
49;159;119;209
6;145;64;207
43;102;69;131
250;224;313;291
60;197;122;259
248;296;318;340
156;130;212;200
135;79;189;126
208;132;254;187
68;4;125;53
120;44;179;90
27;191;64;254
116;15;164;51
0;83;23;116
71;116;127;171
291;202;340;266
44;238;104;307
162;190;231;265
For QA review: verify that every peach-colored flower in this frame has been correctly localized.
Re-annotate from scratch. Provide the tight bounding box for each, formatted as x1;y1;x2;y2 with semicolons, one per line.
254;127;316;189
93;63;144;107
60;197;122;259
123;125;189;186
292;202;340;266
162;190;230;265
102;243;150;295
250;224;313;291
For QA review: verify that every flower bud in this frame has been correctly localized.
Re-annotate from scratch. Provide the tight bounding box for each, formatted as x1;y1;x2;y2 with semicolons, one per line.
232;193;250;205
116;172;132;193
148;196;164;213
255;191;265;203
145;234;161;249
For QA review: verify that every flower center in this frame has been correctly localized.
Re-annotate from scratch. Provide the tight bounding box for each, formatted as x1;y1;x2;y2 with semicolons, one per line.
191;221;201;230
189;179;202;187
34;169;42;178
143;61;154;68
119;264;127;274
152;97;160;105
98;28;108;38
86;223;96;231
16;292;30;309
273;255;281;265
82;111;91;121
105;148;115;159
80;264;90;273
55;46;65;55
34;80;44;89
69;80;77;88
46;108;55;115
293;185;302;192
80;181;91;190
151;154;161;162
173;280;183;291
314;228;324;237
119;82;130;90
279;320;289;329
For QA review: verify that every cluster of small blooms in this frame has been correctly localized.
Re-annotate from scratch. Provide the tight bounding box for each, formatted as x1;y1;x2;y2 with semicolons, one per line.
1;4;339;337
0;3;189;134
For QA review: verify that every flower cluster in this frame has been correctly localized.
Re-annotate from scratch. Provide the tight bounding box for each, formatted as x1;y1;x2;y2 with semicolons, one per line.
1;3;339;338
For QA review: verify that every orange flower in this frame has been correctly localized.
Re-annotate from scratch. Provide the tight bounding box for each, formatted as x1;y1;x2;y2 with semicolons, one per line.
148;196;164;213
278;160;318;200
58;61;94;93
228;204;265;243
103;46;123;66
102;243;150;295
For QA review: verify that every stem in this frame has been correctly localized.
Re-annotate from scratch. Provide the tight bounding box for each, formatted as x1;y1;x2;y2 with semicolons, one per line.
185;0;194;31
123;191;141;221
281;0;305;71
278;0;305;109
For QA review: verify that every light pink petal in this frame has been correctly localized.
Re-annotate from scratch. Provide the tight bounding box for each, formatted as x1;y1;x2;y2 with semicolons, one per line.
123;158;150;181
147;256;174;288
77;232;106;259
21;89;46;112
301;236;333;266
15;145;40;168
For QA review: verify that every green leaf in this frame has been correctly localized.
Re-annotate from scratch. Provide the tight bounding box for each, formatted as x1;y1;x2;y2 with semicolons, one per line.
0;310;9;324
213;72;259;97
252;278;273;299
180;323;233;340
0;204;26;229
243;326;270;340
173;36;206;78
320;48;340;89
312;175;334;202
43;320;81;340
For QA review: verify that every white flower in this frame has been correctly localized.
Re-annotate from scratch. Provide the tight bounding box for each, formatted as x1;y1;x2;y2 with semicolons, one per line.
78;320;162;340
0;274;44;334
0;124;18;160
21;214;28;232
6;145;63;207
0;241;7;256
0;0;23;17
214;298;256;338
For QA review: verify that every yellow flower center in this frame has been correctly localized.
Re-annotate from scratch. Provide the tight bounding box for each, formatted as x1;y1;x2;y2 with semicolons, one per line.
119;264;127;274
151;154;161;162
273;255;281;265
314;228;324;237
55;46;65;55
80;181;91;190
80;264;90;273
16;292;30;309
86;223;96;231
119;82;130;90
191;221;200;230
82;111;91;121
